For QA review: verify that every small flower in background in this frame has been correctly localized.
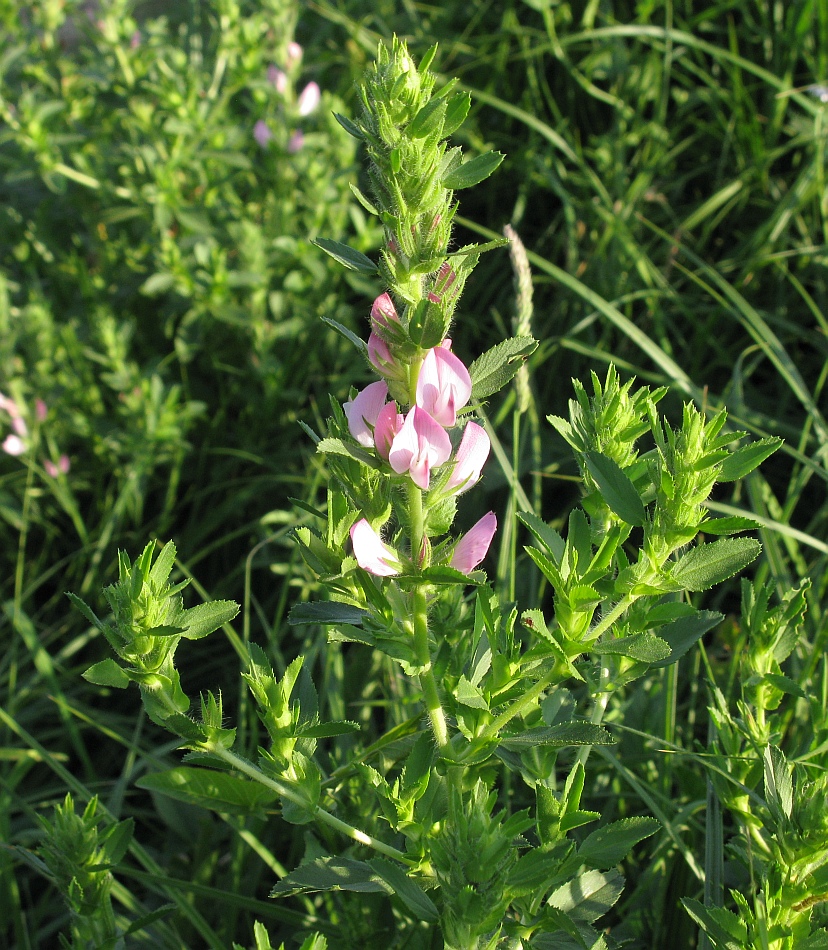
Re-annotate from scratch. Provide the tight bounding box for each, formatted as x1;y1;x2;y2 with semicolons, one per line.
807;84;828;102
44;455;71;478
350;519;399;576
2;434;26;456
254;120;273;148
130;30;141;50
11;415;28;437
267;64;288;95
36;399;48;422
450;512;497;573
286;41;302;68
297;82;320;117
287;130;304;154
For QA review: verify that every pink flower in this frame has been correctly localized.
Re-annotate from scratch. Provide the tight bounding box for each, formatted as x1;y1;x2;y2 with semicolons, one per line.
286;41;303;67
254;120;273;148
450;512;497;573
374;400;403;461
367;332;406;387
0;392;19;417
287;129;304;153
35;399;48;422
350;519;399;576
267;65;288;94
11;415;28;437
388;406;451;490
444;422;490;495
2;434;26;456
44;454;71;477
297;82;320;117
415;345;472;428
370;293;401;341
343;381;388;447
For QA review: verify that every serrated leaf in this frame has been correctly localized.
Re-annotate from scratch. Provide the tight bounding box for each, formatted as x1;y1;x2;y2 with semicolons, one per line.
316;437;380;469
289;602;369;626
718;437;782;481
442;150;505;189
180;600;239;639
548;869;624;922
650;610;722;668
66;592;104;630
455;675;489;710
83;658;130;689
584;452;646;526
517;511;565;562
312;238;377;274
420;565;486;586
368;858;438;922
321;316;368;355
149;540;177;588
681;899;747;949
591;633;671;663
763;672;807;700
294;720;361;739
136;767;278;815
469;336;537;400
578;817;660;869
271;857;388;897
164;714;208;742
671;538;761;591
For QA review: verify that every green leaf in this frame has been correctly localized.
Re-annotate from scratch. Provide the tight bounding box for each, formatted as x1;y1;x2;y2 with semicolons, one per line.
136;767;278;815
123;904;176;937
650;610;722;668
140;272;175;296
368;858;438;922
66;592;104;630
294;721;361;739
701;515;760;535
501;722;614;749
764;744;793;821
164;714;208;742
406;97;447;138
83;658;129;689
584;452;646;526
316;437;380;469
455;675;489;710
469;336;537;400
681;899;747;949
577;817;660;869
548;869;624;922
419;565;485;586
149;540;177;589
442;92;471;136
763;672;807;700
333;112;363;139
289;602;369;626
591;633;671;663
348;183;378;216
180;600;239;639
408;297;448;349
671;538;761;591
718;437;782;482
321;316;368;354
442;150;505;189
517;511;565;562
312;238;377;274
270;857;388;898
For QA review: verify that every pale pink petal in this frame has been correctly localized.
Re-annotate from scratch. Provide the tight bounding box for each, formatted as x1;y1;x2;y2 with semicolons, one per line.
35;399;48;422
287;41;303;66
350;519;399;576
416;346;472;428
44;459;58;477
254;120;273;148
267;65;288;94
297;81;320;116
287;129;304;153
59;454;71;474
374;401;403;461
450;512;497;573
343;380;388;447
445;422;490;495
0;392;16;415
2;434;26;456
388;407;451;490
370;293;400;337
12;416;28;437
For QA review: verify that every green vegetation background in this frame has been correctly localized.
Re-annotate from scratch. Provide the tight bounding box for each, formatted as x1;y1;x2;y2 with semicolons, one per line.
1;1;826;947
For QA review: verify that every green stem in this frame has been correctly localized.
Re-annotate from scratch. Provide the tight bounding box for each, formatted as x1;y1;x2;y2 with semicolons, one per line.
407;482;450;750
479;668;558;742
214;747;410;863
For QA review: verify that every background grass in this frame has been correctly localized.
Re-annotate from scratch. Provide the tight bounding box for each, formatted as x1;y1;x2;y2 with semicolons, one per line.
1;0;826;947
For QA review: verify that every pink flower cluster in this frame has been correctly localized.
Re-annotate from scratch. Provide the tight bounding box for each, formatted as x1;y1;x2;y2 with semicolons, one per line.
1;392;70;477
344;294;497;577
255;42;320;153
